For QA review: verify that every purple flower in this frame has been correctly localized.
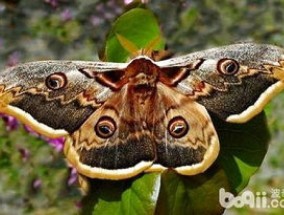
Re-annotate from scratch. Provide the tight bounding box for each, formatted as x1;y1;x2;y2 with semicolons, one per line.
124;0;149;4
24;125;65;152
23;125;41;137
0;114;19;131
90;15;103;26
60;8;73;22
104;12;114;20
68;167;78;186
47;137;65;152
33;179;42;189
75;200;82;209
18;147;30;162
6;51;21;67
44;0;59;8
124;0;134;4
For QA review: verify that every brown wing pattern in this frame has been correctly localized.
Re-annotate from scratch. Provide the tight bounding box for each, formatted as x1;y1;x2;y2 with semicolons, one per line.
0;61;126;137
64;80;219;179
158;43;284;123
1;43;284;180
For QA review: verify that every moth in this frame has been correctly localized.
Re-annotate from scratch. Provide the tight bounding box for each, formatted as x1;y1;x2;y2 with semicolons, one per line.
0;43;284;180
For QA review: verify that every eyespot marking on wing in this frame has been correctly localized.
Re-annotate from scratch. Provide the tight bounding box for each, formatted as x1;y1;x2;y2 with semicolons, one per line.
45;72;68;90
217;58;239;75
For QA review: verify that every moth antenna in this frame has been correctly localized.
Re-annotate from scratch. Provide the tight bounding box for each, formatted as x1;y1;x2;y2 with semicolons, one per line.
116;33;140;57
116;33;166;60
141;36;161;56
151;49;174;61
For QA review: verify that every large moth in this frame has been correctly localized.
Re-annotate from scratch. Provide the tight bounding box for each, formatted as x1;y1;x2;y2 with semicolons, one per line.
0;43;284;180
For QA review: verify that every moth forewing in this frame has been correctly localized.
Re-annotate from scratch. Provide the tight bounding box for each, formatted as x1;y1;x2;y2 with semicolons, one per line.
226;80;284;123
160;43;284;124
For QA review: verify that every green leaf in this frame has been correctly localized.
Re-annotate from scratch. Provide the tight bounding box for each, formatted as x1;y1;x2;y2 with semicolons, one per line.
81;173;161;215
155;166;230;215
104;8;165;62
214;112;270;193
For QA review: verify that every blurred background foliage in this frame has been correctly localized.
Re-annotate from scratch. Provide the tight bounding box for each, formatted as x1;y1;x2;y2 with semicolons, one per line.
0;0;284;214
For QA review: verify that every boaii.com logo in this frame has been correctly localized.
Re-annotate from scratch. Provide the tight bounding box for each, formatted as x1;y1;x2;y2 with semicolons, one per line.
219;188;284;209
